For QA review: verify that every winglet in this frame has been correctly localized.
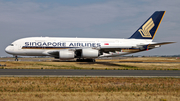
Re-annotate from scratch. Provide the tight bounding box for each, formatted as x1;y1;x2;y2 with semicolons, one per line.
129;11;166;40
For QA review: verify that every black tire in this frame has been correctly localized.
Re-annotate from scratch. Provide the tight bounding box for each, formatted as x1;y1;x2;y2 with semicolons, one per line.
76;59;95;62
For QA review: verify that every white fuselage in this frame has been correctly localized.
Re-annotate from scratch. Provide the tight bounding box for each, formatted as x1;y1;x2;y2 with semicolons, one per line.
5;37;152;57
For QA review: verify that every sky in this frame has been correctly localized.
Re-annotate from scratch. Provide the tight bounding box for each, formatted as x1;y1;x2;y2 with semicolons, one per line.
0;0;180;57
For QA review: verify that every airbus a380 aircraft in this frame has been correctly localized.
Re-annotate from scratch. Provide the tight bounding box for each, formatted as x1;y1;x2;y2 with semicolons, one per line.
5;11;174;62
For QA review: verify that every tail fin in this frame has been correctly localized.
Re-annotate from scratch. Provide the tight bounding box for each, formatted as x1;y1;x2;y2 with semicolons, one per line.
129;11;166;40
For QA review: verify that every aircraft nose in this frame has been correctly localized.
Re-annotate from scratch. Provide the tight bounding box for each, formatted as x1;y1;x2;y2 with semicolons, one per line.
5;46;11;54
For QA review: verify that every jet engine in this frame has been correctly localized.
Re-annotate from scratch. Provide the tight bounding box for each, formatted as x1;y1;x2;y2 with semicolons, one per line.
81;48;99;58
59;50;75;59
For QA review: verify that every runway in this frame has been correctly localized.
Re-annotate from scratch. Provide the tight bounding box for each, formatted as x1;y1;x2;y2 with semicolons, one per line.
0;69;179;77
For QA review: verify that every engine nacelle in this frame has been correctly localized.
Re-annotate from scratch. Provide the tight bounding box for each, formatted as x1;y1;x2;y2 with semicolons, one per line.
82;48;99;58
59;50;75;59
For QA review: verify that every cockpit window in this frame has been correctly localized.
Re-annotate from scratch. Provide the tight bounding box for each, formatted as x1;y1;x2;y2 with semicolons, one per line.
10;44;14;46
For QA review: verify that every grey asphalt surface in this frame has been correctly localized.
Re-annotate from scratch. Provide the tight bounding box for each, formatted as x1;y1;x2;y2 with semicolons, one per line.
0;69;179;77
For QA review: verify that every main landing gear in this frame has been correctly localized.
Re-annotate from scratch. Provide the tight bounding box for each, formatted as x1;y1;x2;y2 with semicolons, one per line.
76;59;96;62
15;55;18;61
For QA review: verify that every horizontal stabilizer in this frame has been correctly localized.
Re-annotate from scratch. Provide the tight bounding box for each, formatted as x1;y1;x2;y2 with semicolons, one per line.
137;42;175;50
149;42;175;46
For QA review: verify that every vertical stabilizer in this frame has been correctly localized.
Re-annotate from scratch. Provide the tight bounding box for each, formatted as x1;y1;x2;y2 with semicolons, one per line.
129;11;166;40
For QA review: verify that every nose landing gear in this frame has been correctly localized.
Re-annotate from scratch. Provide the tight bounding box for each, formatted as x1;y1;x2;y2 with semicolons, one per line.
15;56;18;61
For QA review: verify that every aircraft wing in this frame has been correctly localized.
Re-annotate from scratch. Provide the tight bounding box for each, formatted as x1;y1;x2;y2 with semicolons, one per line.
44;42;175;58
99;42;175;57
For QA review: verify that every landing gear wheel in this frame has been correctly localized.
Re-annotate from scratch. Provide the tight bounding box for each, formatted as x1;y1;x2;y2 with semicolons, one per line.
76;59;96;62
76;59;80;62
15;56;18;61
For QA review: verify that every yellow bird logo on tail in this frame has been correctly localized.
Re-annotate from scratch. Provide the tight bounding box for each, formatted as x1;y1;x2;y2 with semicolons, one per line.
138;18;154;38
